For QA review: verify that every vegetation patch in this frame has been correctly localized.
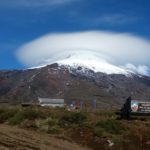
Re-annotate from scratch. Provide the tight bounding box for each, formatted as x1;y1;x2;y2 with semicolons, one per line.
59;112;87;127
0;107;18;123
47;126;61;134
96;119;125;134
96;110;115;118
8;112;24;125
0;106;150;150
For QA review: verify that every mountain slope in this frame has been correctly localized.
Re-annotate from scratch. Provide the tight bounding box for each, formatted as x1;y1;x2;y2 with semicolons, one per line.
0;63;150;108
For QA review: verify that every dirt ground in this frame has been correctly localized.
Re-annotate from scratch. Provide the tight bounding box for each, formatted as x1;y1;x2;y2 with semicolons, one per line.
67;127;110;150
0;124;90;150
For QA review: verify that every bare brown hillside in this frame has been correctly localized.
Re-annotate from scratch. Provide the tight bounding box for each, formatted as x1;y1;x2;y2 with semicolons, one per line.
1;64;150;108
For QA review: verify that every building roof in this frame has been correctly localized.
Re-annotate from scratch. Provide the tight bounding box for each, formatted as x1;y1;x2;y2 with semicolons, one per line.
38;97;64;104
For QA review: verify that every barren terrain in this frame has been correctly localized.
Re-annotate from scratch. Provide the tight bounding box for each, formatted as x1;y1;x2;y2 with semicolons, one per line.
0;124;89;150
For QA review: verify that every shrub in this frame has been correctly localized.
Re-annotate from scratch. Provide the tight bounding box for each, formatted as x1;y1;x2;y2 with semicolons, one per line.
96;119;124;134
94;127;107;137
22;109;43;120
59;112;87;127
0;108;18;123
7;108;47;125
47;117;59;126
8;112;24;125
47;126;60;134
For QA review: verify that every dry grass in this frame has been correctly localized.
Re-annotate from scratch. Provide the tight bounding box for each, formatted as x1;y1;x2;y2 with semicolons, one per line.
0;124;90;150
0;106;150;150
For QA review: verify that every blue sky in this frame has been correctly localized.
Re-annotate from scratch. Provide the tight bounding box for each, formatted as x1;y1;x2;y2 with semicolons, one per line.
0;0;150;69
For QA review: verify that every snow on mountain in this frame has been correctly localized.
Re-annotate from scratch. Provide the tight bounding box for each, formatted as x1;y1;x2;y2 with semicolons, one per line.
57;54;129;75
29;51;132;76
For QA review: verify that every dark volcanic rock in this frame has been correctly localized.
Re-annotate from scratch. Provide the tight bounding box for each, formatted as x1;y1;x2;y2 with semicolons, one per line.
0;64;150;108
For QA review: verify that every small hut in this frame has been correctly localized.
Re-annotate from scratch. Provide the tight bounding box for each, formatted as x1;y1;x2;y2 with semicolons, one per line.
38;97;64;107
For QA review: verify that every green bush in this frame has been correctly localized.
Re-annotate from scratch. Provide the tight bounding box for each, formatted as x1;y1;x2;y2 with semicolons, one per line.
94;127;107;137
59;112;87;127
47;117;59;126
0;108;18;123
22;108;44;120
20;108;46;120
4;108;48;125
8;112;24;125
96;119;124;134
47;126;60;134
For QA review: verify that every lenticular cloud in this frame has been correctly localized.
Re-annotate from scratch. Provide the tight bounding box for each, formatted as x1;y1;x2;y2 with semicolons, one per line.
16;31;150;75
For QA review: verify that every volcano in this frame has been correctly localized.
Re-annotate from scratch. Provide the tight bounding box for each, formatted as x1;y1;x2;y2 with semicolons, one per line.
0;53;150;108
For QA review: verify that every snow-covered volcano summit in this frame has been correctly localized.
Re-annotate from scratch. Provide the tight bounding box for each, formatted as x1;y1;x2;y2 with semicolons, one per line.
18;31;150;76
57;52;129;75
30;51;130;76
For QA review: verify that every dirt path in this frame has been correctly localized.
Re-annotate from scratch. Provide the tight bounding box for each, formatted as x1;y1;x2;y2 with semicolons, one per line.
0;124;90;150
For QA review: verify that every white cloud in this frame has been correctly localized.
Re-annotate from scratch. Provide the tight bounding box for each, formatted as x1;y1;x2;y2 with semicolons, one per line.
123;64;149;76
16;31;150;76
137;65;149;76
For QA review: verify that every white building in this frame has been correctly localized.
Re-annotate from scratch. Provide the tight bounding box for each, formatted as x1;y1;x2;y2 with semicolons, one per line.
38;97;64;107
